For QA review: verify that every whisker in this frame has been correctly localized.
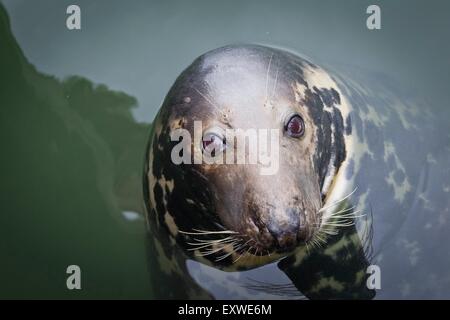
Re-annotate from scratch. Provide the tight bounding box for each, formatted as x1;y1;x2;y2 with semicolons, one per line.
270;67;279;99
234;239;252;252
214;238;250;262
328;207;366;218
329;212;366;219
179;229;238;236
195;242;238;257
186;238;236;251
188;236;235;245
265;53;274;101
233;245;253;263
319;210;365;225
315;233;327;245
309;238;317;250
320;228;339;236
320;221;355;227
305;241;311;255
328;206;355;216
193;87;224;116
192;228;238;234
215;248;237;262
319;187;358;212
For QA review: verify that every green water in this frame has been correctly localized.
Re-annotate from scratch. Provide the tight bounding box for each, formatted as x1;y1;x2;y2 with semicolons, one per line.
1;0;450;299
0;4;152;298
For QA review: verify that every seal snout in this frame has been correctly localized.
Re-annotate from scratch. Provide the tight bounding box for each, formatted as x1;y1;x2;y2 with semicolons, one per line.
259;207;308;252
266;208;297;249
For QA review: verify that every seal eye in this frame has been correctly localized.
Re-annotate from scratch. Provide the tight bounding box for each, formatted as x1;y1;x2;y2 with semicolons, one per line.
285;115;305;138
202;132;225;156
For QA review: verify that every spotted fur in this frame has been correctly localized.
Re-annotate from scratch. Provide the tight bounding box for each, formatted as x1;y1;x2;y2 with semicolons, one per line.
142;44;436;299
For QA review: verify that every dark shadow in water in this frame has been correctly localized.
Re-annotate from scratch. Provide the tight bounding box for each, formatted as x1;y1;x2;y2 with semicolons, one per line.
0;4;152;298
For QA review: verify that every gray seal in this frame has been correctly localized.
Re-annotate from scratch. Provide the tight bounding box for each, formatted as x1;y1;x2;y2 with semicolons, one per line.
144;44;355;271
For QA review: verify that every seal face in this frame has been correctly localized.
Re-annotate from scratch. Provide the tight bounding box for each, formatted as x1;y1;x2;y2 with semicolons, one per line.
144;44;352;270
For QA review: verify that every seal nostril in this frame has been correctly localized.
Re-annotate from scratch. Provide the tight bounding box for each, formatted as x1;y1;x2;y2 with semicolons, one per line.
266;208;301;250
285;208;300;234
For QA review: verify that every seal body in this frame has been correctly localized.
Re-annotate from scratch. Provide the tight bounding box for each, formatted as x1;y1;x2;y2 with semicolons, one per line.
143;44;435;299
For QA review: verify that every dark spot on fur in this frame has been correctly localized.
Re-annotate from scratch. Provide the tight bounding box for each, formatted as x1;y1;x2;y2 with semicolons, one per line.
153;184;165;217
303;88;346;191
331;88;341;104
332;107;346;168
345;114;352;135
313;86;341;108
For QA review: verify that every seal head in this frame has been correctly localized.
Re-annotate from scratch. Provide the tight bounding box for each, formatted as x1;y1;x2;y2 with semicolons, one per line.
144;45;348;269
